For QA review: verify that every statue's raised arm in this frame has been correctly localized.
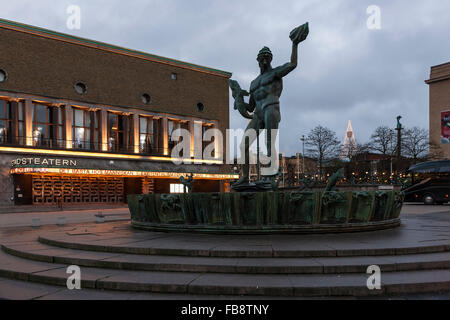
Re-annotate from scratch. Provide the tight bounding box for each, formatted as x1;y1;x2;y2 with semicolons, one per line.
274;22;309;78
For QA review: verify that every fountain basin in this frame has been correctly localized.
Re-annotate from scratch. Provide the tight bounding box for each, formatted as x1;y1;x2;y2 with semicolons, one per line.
128;190;404;234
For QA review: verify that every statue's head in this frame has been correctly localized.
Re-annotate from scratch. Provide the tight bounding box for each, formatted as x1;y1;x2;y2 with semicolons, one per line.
257;46;273;72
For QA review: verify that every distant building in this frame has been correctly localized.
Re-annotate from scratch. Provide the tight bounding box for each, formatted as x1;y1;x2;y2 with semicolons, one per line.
278;153;318;187
235;153;317;187
426;62;450;159
339;120;357;161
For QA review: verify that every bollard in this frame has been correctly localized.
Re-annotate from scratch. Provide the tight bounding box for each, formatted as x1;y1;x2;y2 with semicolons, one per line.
31;218;41;228
95;211;105;224
57;217;67;226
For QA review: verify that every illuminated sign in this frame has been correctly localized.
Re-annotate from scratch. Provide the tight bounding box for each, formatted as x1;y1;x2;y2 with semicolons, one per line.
10;167;239;180
11;157;77;167
0;146;223;164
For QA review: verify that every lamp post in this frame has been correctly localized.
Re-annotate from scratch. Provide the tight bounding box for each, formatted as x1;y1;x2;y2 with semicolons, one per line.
300;135;306;178
395;116;402;161
395;115;403;179
389;129;394;176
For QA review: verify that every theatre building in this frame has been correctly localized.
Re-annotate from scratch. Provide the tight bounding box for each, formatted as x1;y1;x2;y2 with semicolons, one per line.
0;18;237;207
426;61;450;159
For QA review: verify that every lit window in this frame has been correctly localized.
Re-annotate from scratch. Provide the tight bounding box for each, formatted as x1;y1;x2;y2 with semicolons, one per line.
170;183;184;193
32;103;65;148
139;116;154;153
0;69;7;82
0;99;11;144
72;107;100;150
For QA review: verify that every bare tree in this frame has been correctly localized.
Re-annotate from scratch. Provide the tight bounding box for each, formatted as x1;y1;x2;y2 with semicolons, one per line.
402;127;429;161
341;139;374;161
305;125;341;178
369;126;396;155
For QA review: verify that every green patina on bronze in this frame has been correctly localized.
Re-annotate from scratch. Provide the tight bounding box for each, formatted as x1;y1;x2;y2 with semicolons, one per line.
128;190;405;234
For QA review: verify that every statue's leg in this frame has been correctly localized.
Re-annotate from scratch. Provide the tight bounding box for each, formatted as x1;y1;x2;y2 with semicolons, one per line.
263;105;281;178
264;105;280;158
238;118;259;182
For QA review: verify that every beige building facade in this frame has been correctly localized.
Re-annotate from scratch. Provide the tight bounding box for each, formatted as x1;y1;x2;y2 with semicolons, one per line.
426;62;450;159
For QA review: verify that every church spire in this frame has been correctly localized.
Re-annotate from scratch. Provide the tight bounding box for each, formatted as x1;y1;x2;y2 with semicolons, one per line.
340;120;357;160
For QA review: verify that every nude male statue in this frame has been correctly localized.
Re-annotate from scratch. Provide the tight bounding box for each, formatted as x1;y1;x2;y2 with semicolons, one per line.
230;23;309;188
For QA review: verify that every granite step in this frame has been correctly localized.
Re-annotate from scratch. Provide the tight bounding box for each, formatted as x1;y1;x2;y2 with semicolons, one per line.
3;240;450;275
38;234;450;258
0;277;293;300
1;250;450;297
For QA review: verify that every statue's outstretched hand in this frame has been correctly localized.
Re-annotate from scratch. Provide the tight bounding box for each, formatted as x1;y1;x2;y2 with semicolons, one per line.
290;22;309;45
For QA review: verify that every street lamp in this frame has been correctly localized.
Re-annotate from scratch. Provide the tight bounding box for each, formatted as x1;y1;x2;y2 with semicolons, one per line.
389;129;394;176
300;135;305;178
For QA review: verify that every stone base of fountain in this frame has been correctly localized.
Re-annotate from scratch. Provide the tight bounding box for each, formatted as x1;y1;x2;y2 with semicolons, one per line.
128;190;404;234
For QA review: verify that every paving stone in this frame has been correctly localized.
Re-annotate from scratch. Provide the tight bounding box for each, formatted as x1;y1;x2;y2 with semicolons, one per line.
235;257;323;273
97;270;201;293
313;256;396;273
188;273;293;296
209;245;273;257
101;254;240;272
29;266;121;289
0;251;63;281
381;269;450;294
288;273;376;296
0;277;63;300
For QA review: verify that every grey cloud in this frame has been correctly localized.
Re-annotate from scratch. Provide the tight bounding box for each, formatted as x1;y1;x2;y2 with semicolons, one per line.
1;0;448;155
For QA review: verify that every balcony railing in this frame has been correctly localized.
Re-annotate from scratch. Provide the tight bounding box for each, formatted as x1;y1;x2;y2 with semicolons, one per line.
0;136;221;160
0;136;169;156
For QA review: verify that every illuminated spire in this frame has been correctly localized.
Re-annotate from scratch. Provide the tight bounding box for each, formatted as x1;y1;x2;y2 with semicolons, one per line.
340;120;357;161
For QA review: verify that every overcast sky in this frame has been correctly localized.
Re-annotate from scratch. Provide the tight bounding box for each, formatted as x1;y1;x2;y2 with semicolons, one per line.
2;0;449;156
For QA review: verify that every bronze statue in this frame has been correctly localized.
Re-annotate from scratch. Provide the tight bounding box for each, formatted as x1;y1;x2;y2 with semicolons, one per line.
396;116;402;130
230;23;309;189
179;173;194;193
325;168;344;191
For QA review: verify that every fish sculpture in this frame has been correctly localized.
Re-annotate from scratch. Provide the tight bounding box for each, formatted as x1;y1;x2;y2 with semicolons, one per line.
325;168;344;191
229;79;253;119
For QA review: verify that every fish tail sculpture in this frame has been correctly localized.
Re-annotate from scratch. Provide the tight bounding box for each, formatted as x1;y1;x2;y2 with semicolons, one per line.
229;79;253;119
325;168;344;191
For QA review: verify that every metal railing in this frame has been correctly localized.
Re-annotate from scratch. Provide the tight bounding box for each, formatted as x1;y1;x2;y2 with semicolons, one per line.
1;136;221;160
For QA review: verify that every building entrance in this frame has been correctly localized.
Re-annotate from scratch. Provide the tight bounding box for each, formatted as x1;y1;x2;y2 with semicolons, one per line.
31;174;124;204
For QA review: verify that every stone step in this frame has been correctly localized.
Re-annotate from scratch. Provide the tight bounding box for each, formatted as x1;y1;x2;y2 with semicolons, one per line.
1;250;450;297
0;276;294;300
38;234;450;258
3;242;450;275
1;276;449;300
